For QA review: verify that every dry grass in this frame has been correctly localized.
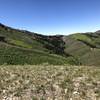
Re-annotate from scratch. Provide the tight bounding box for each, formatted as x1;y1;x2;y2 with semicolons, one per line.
0;65;100;100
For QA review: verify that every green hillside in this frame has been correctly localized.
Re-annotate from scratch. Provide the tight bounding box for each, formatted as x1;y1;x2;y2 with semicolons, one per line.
63;32;100;66
0;23;100;66
0;23;76;65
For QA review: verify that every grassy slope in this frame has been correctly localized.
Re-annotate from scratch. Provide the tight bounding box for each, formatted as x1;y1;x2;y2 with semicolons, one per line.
0;25;47;51
0;65;99;99
0;42;76;65
0;23;100;66
63;33;100;66
0;24;77;65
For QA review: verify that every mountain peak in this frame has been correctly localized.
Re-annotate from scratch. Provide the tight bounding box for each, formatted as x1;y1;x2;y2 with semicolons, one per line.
0;23;6;27
95;30;100;33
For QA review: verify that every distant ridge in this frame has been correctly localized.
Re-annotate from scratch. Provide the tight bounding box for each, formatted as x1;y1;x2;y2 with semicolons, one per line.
0;23;76;65
0;23;100;66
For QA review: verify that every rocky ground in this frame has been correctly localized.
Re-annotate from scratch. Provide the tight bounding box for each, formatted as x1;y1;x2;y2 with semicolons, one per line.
0;65;100;100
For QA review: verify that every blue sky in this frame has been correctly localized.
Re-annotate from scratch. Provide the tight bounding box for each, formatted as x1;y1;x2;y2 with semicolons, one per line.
0;0;100;35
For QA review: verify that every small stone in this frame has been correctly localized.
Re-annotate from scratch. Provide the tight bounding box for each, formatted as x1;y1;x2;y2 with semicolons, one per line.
64;88;68;93
73;91;79;95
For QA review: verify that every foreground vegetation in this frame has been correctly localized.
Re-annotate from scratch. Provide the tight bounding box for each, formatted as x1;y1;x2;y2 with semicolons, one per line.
0;65;100;100
0;42;76;65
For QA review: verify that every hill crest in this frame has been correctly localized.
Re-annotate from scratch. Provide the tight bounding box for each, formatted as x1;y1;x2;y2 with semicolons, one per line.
0;23;100;66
